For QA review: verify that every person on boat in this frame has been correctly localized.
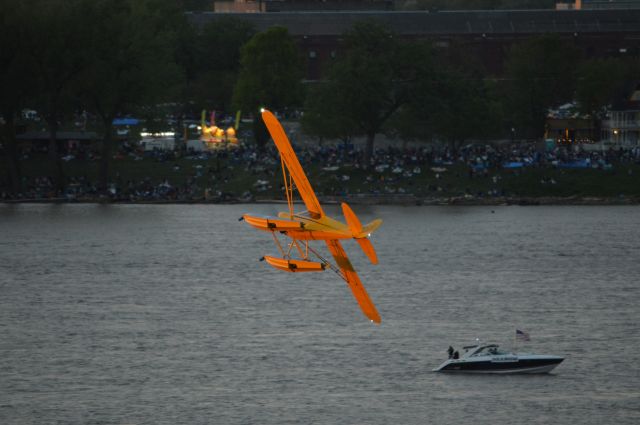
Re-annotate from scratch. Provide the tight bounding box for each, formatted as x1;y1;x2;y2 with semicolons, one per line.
453;350;459;359
447;346;454;359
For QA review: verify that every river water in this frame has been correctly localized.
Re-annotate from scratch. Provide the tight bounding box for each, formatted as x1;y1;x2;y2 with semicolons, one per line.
1;204;639;424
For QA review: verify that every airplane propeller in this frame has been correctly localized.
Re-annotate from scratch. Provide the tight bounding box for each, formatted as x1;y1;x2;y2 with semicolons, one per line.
341;202;379;265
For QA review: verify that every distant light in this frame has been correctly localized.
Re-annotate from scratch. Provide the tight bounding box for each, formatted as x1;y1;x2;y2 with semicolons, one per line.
260;107;266;113
613;129;619;135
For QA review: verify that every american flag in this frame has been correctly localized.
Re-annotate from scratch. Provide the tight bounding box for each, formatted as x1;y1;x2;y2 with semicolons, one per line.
516;329;530;341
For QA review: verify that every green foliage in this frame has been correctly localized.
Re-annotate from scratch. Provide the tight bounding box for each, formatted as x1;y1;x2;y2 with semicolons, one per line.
0;1;33;116
330;21;411;136
305;19;504;149
181;0;212;11
302;83;357;142
80;0;183;116
505;35;580;137
25;0;95;190
232;26;303;113
232;26;303;148
575;58;629;119
76;0;184;188
431;73;503;144
0;1;35;193
400;0;556;10
28;0;92;129
391;66;503;145
185;17;255;112
304;20;437;162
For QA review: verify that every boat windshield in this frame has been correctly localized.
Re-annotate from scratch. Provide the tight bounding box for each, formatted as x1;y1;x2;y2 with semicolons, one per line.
471;346;509;356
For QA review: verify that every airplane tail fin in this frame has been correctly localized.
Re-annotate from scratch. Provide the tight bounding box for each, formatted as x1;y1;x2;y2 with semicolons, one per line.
341;202;382;265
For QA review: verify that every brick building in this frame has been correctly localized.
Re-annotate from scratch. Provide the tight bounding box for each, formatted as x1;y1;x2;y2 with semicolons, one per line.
189;8;640;80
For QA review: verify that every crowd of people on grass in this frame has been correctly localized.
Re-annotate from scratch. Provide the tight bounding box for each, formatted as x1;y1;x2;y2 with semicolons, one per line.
1;175;210;202
291;142;640;172
2;140;639;201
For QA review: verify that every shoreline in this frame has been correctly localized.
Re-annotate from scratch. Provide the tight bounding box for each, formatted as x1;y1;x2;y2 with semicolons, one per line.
2;195;638;206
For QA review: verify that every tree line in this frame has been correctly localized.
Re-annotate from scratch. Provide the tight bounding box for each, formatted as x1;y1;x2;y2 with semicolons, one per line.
397;0;558;10
1;0;638;195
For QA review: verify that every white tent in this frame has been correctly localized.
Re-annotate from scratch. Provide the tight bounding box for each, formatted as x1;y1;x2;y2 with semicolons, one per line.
141;137;175;151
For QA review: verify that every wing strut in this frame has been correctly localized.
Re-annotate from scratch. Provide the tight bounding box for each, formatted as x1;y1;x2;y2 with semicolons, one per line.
307;245;346;281
281;157;295;217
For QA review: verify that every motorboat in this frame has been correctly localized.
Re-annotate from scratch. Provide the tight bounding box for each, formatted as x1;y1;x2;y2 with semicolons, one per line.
433;343;564;374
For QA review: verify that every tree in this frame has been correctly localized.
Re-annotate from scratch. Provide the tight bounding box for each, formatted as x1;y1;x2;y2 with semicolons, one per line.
302;83;357;145
232;26;303;148
0;1;34;195
28;0;92;193
304;20;436;166
191;17;255;113
575;58;630;141
400;0;556;10
401;70;503;146
505;35;580;138
79;0;182;192
180;0;211;11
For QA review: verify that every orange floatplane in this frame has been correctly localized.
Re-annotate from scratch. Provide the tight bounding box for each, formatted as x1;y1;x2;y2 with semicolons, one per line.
241;109;383;323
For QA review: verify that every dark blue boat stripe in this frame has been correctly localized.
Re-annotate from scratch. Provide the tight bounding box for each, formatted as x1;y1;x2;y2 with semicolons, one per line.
442;358;562;371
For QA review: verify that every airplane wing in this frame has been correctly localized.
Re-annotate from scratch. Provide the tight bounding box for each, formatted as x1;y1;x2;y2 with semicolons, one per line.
325;239;381;324
262;109;324;219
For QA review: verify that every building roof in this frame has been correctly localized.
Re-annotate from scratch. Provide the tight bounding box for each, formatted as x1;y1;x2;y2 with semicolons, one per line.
188;9;640;36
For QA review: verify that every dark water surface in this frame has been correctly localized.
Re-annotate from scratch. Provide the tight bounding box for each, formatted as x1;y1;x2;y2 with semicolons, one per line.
1;204;639;424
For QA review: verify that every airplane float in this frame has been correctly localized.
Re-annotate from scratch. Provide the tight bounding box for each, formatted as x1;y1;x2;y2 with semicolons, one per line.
241;109;383;323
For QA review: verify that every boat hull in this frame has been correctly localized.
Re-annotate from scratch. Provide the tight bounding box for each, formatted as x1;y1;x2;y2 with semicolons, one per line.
433;357;563;374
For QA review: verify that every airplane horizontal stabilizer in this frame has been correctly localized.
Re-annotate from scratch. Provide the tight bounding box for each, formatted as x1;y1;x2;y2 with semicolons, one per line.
359;219;382;238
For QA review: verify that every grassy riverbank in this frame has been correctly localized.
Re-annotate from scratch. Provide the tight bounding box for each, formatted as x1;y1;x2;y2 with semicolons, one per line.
3;154;640;203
